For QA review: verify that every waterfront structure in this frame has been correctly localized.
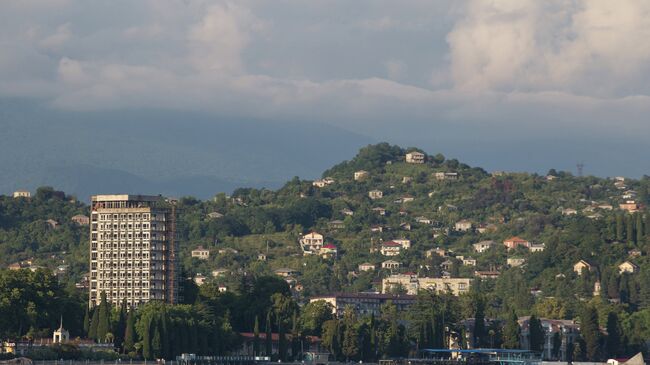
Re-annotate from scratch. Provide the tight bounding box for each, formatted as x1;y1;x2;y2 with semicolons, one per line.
89;194;179;307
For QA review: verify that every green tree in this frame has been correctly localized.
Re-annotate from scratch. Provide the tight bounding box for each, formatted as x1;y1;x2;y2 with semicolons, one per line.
528;315;544;352
89;307;99;340
265;310;272;356
473;296;486;347
300;300;334;336
502;311;520;349
83;306;90;337
253;315;260;356
123;307;136;354
114;299;127;350
142;316;152;360
605;311;621;358
627;215;635;244
96;292;111;343
581;305;601;361
341;306;359;361
616;214;625;241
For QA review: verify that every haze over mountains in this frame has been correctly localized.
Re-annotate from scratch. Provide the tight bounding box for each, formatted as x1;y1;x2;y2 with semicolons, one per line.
0;99;372;200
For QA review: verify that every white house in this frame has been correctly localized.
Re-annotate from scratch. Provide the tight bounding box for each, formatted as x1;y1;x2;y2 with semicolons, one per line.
392;238;411;250
354;170;369;181
405;151;425;164
12;190;31;198
454;220;473;232
619;261;639;274
300;231;324;253
191;246;210;260
380;241;402;256
381;260;401;270
358;262;376;272
473;240;496;253
368;190;383;200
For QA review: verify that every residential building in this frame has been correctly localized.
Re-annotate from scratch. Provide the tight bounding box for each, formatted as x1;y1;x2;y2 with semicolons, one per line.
211;269;228;277
372;207;386;215
340;208;354;216
415;216;432;225
310;292;416;317
518;316;580;361
454;219;473;232
434;172;459;181
392;238;411;249
358;263;376;272
45;219;59;229
328;220;345;229
12;190;31;198
573;260;593;275
191;245;210;260
507;257;526;267
275;268;299;277
320;244;338;259
461;257;477;266
619;261;639;274
561;208;578;216
368;190;383;200
402;176;413;184
405;151;425;164
257;253;267;261
381;260;401;270
354;170;369;181
475;271;500;279
194;273;207;286
207;212;224;219
380;241;402;256
300;231;324;253
503;236;530;250
473;240;496;253
529;243;546;252
426;247;447;258
312;178;335;188
71;215;90;226
382;274;471;296
620;201;640;213
89;194;179;307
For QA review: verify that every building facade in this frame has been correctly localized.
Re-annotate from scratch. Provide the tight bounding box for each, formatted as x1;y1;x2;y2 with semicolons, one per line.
381;274;471;295
310;292;416;317
89;194;179;308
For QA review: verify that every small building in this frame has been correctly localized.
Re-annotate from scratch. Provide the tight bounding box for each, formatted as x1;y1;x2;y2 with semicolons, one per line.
372;207;386;216
218;247;239;254
257;253;267;261
392;238;411;250
191;246;210;260
340;208;354;216
573;260;594;275
503;236;530;250
368;190;383;200
380;241;402;256
45;219;59;229
454;219;473;232
426;247;447;258
320;244;338;259
561;208;578;216
434;172;459;181
354;170;369;181
71;214;90;225
399;222;411;231
370;225;384;233
358;262;376;272
12;190;31;198
473;240;496;253
275;268;300;277
440;260;454;271
52;318;69;344
207;211;224;219
528;243;546;252
194;273;207;286
313;178;335;188
620;201;640;213
415;216;433;225
300;231;324;253
618;261;639;274
328;220;345;229
507;257;526;267
462;257;477;266
405;151;425;164
381;260;401;270
402;176;413;184
474;270;500;279
211;269;229;277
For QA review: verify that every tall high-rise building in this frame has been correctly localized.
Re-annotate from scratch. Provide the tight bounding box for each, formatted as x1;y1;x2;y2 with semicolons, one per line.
89;195;179;307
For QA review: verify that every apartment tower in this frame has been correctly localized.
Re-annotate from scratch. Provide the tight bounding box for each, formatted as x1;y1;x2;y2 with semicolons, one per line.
89;195;178;307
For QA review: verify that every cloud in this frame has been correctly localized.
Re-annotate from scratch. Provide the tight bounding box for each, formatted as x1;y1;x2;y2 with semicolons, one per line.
446;0;650;97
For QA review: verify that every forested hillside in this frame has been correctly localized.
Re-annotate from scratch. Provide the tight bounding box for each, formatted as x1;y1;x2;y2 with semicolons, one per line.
2;143;650;357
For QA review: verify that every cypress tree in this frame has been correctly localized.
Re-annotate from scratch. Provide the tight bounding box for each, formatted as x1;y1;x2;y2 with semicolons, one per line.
291;311;300;360
96;291;111;343
616;214;625;241
581;306;601;361
89;306;99;340
253;315;260;356
341;307;359;361
627;215;635;244
605;312;621;358
502;310;520;349
473;296;486;347
265;310;273;356
123;307;136;354
278;316;287;361
142;316;152;360
115;299;127;350
152;317;163;359
528;315;544;352
83;306;90;337
636;213;644;240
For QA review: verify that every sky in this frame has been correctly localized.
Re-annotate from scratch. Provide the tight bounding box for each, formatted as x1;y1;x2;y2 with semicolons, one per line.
2;0;650;177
